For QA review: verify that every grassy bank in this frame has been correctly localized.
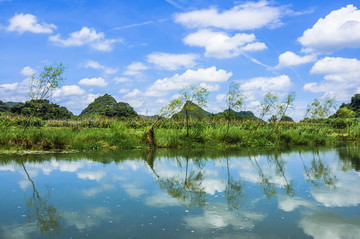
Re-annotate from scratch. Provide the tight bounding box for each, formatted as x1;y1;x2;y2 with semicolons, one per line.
0;115;359;151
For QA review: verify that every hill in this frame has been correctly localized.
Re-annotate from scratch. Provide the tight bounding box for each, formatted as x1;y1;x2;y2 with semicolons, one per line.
172;100;210;120
215;109;259;120
332;94;360;118
10;100;73;120
80;94;138;118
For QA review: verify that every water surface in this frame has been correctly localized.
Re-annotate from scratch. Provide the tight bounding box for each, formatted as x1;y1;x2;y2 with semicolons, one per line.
0;147;360;238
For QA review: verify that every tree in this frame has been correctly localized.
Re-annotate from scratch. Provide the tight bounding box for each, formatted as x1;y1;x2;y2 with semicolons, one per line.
225;82;244;135
274;91;296;123
305;96;337;119
23;63;66;133
161;85;209;137
333;107;355;118
259;92;278;121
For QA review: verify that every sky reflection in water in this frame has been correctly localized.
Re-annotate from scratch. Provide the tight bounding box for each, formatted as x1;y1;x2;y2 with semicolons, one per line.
0;147;360;239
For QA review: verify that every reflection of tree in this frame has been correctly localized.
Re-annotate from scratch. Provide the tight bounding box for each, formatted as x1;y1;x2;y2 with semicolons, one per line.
147;154;207;208
21;162;63;236
338;147;360;171
248;156;277;199
268;154;295;197
300;152;337;189
224;157;244;210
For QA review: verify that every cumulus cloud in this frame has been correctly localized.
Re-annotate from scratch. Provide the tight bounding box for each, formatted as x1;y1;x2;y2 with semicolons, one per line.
7;13;56;34
184;29;266;58
78;77;108;87
49;27;121;52
0;83;18;91
53;85;86;98
298;5;360;54
304;57;360;100
83;60;118;75
123;62;148;76
114;77;131;84
240;75;292;100
20;66;36;76
147;52;198;70
146;66;232;97
175;1;282;30
274;51;316;69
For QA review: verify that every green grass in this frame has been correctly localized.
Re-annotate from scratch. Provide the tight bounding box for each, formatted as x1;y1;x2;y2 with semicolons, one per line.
0;115;358;151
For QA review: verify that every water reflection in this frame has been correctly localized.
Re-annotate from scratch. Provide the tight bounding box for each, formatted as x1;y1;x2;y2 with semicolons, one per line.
0;146;359;238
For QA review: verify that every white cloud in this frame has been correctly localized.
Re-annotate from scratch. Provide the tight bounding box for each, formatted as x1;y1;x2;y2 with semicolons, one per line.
304;57;360;100
119;89;130;94
123;62;148;76
274;51;316;69
147;52;198;70
277;195;313;212
83;60;118;75
20;66;36;76
79;77;108;87
298;5;360;54
216;94;226;102
240;75;291;100
49;27;121;52
123;88;142;98
114;77;131;84
175;1;281;30
0;83;18;91
7;13;56;34
184;29;266;58
53;85;86;98
146;66;232;97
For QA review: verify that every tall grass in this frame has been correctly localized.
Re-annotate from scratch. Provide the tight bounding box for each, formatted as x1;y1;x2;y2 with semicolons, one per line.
0;114;357;151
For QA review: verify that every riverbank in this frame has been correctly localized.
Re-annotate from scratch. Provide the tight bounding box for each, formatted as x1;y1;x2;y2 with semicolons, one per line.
0;116;359;152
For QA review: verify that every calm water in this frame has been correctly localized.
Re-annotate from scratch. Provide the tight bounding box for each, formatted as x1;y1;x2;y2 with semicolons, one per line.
0;146;360;239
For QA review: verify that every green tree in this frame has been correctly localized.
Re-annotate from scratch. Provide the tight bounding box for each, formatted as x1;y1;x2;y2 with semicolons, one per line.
334;107;356;118
225;82;244;135
259;92;278;121
161;85;209;137
305;96;337;119
23;63;66;133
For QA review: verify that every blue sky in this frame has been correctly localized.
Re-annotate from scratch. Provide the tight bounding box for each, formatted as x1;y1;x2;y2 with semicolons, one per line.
0;0;359;120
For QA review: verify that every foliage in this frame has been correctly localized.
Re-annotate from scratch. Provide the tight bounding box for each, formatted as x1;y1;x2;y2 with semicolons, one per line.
11;99;73;120
305;96;337;119
0;100;10;112
259;92;278;120
80;94;138;118
29;63;66;100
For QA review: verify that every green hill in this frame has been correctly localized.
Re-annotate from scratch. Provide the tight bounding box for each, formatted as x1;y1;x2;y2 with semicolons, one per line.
215;109;259;120
172;100;210;120
80;94;138;118
10;100;73;120
332;94;360;118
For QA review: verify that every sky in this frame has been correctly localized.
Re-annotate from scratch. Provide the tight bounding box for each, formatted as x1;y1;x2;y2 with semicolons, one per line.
0;0;359;120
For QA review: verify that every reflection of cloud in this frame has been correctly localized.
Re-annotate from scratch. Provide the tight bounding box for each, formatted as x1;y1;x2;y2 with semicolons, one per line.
82;184;115;197
278;195;313;212
202;179;226;195
117;161;143;171
1;223;38;239
77;171;106;181
17;179;31;190
122;184;147;198
64;207;111;231
183;202;265;231
0;165;16;171
299;211;360;239
145;192;180;207
311;170;360;207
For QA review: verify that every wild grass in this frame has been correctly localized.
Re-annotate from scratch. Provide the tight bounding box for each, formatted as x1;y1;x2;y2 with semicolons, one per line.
0;114;358;151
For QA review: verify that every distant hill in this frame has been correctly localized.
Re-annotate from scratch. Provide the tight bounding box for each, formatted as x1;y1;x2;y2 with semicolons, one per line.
10;100;73;120
80;94;138;118
5;101;21;107
172;101;210;120
215;109;259;120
